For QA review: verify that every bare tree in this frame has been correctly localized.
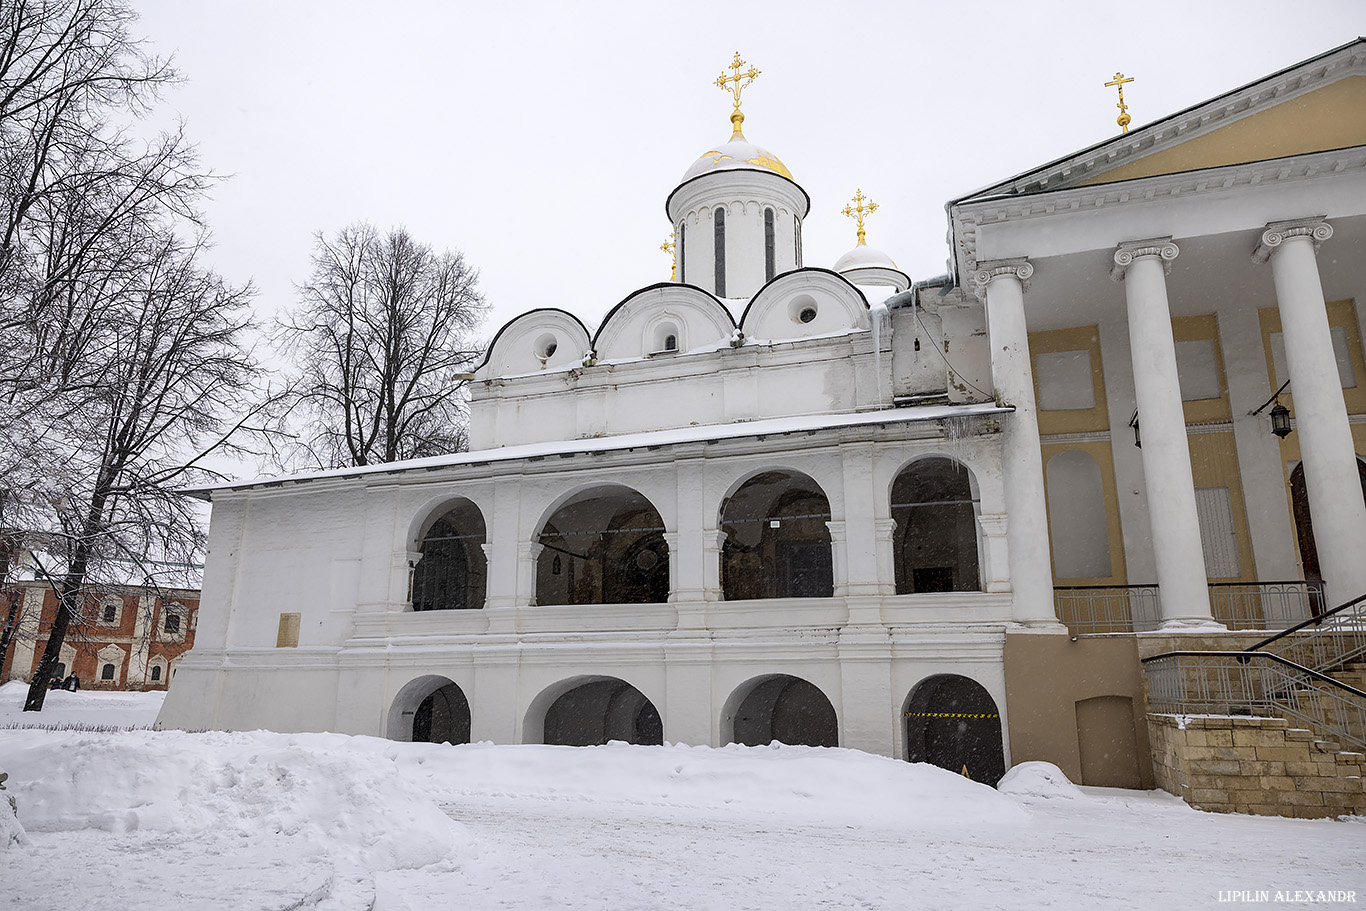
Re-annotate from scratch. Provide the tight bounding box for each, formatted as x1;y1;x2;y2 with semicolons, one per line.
278;223;487;468
0;1;269;711
16;231;261;712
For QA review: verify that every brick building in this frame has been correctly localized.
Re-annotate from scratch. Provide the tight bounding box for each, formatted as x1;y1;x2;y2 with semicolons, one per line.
1;580;199;691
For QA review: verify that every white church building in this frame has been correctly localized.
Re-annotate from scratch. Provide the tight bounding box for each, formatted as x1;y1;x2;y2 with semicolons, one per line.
158;42;1366;792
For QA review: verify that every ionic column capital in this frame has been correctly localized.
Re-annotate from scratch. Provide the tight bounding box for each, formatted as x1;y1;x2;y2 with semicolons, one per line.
1110;237;1179;281
1252;217;1332;265
972;258;1034;301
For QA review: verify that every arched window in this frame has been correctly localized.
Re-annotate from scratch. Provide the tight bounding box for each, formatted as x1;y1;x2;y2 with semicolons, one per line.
904;675;1004;785
892;458;980;593
536;486;669;605
664;334;677;351
720;470;833;600
1045;450;1112;580
150;665;162;682
388;676;471;744
539;677;662;746
412;499;488;611
101;664;115;681
764;207;775;282
713;207;726;297
725;674;837;747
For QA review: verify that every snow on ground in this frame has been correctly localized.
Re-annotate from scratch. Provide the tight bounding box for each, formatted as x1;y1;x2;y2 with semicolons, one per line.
2;685;1365;910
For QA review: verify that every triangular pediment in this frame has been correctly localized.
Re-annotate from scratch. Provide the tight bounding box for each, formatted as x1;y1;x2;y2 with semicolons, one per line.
1075;74;1366;187
955;39;1366;203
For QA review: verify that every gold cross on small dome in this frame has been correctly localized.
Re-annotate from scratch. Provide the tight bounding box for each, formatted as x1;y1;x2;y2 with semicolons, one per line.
660;234;676;282
1105;72;1135;133
842;189;879;246
716;52;760;137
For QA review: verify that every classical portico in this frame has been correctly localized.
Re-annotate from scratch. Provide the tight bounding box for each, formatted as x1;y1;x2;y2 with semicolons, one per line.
951;38;1366;631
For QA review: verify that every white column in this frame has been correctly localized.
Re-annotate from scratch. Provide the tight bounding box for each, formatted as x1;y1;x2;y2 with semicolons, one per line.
973;259;1061;627
1255;218;1366;604
1111;239;1217;628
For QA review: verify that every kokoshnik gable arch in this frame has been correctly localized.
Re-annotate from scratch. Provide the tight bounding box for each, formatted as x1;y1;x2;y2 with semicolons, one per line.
158;46;1366;797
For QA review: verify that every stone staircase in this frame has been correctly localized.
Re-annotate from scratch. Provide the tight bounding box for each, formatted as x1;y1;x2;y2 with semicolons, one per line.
1149;706;1365;819
1143;622;1366;818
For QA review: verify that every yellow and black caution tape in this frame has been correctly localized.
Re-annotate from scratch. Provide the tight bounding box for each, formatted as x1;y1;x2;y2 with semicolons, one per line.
903;712;999;719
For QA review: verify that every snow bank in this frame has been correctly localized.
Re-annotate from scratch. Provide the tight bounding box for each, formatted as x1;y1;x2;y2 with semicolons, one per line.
348;739;1030;828
997;761;1087;801
1;729;472;871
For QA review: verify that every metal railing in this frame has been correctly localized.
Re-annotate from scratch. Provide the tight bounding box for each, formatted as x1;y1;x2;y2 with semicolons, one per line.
1056;580;1324;635
1247;592;1366;675
1054;584;1161;634
1143;650;1366;752
1207;579;1323;631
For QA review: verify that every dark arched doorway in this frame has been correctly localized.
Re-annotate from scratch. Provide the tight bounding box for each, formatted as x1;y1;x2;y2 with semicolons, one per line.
720;471;833;600
389;676;472;744
1289;458;1366;615
536;487;669;605
542;678;663;746
904;675;1004;785
726;674;838;747
411;499;487;611
892;458;980;593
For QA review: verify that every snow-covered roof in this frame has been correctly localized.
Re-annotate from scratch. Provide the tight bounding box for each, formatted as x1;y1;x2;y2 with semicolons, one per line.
189;402;1009;498
834;244;897;273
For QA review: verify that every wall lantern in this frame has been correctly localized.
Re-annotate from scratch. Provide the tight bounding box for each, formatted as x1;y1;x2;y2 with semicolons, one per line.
1128;410;1141;449
1269;401;1293;439
1252;380;1293;440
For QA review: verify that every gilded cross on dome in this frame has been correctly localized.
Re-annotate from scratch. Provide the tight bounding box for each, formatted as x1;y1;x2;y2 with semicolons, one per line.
660;234;676;282
1105;72;1135;133
842;190;879;246
716;52;760;137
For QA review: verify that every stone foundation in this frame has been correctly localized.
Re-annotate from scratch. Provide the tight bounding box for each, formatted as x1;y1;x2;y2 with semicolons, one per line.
1148;713;1365;819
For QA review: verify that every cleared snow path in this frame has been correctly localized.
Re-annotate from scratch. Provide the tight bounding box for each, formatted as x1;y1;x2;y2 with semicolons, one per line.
371;788;1366;911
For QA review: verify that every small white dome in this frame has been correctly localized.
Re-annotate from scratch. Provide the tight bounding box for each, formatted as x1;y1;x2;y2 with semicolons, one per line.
683;131;793;182
834;244;897;273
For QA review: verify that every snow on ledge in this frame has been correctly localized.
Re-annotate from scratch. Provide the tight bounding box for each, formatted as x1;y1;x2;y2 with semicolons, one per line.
187;402;1010;498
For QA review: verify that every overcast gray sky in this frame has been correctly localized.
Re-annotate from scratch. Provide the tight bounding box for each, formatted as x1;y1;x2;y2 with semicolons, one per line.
131;1;1363;338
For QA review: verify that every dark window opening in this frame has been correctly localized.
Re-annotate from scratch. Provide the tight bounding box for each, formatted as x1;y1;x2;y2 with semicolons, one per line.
101;663;115;681
412;500;488;611
729;675;837;747
905;675;1004;786
794;217;802;267
892;458;981;594
764;207;775;282
664;334;677;352
678;221;685;283
798;307;817;324
150;666;162;681
537;487;670;606
164;613;181;634
412;682;472;745
543;678;663;746
714;207;726;297
720;470;833;600
102;603;116;623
